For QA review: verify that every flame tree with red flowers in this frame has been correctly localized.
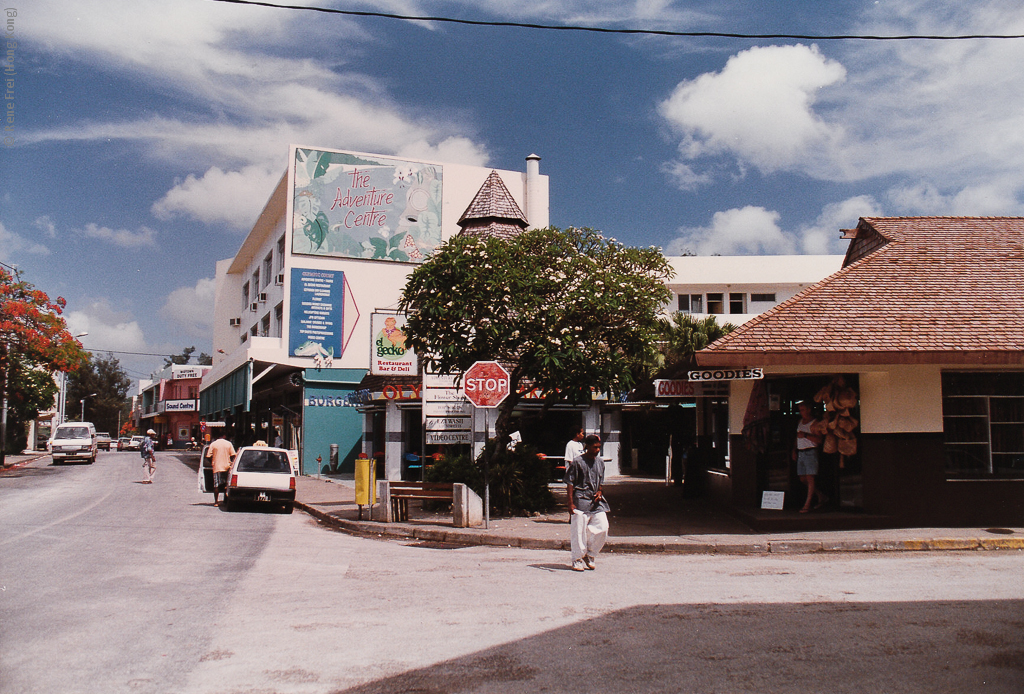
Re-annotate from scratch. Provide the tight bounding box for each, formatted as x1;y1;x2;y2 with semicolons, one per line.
0;267;88;464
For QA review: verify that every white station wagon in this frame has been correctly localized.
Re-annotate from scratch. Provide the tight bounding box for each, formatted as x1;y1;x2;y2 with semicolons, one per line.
200;445;298;513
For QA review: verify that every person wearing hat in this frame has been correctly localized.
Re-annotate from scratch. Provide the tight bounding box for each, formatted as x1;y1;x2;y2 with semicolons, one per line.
140;429;158;484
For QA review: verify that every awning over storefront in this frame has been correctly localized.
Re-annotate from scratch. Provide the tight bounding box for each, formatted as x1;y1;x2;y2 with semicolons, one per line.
199;361;251;419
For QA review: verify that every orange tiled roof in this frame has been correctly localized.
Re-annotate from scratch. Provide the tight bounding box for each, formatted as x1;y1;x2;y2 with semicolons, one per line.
696;217;1024;366
457;170;528;240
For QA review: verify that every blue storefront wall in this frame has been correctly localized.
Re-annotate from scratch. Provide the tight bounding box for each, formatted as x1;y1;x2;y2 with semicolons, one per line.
302;368;366;475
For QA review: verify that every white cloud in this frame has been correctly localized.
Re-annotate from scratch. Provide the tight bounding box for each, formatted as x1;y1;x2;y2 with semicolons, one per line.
658;4;1024;213
19;1;489;174
79;223;157;249
65;302;148;354
159;278;217;338
152;166;282;231
397;137;490;166
667;206;794;256
34;216;58;239
661;160;713;191
659;44;846;173
0;221;51;260
799;195;881;255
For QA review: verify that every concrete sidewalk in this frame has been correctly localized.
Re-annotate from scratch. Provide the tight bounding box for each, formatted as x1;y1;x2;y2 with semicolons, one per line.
294;474;1024;555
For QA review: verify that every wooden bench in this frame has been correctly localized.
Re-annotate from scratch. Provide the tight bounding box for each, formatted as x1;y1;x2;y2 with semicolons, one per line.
388;481;455;522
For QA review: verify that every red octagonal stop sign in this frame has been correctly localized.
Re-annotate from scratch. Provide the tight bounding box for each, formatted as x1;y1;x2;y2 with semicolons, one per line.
463;361;511;408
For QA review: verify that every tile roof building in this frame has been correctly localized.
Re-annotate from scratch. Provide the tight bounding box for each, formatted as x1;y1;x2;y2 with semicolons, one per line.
700;217;1024;365
694;217;1024;528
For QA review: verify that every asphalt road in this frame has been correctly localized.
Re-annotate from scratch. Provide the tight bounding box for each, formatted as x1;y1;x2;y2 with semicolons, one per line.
2;451;1023;694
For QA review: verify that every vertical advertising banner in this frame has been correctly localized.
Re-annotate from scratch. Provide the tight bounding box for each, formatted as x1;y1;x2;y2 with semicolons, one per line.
291;148;443;263
370;313;418;376
289;268;344;365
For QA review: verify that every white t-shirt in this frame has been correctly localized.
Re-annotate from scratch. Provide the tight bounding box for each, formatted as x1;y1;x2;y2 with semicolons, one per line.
564;439;585;464
796;419;817;450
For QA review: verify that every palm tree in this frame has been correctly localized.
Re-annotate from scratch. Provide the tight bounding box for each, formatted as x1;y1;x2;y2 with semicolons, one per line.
655;313;735;379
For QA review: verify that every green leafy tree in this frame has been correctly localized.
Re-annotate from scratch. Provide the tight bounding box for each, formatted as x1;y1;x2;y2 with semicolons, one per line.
68;352;131;434
0;268;87;458
399;226;672;460
163;346;212;367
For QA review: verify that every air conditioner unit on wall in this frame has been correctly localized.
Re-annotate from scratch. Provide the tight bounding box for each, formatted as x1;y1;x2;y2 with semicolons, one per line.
258;292;268;303
228;318;241;327
249;302;259;312
275;273;284;285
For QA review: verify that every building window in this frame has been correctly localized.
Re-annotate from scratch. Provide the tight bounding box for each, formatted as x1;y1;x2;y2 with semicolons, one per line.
250;324;258;338
729;293;746;314
241;281;250;310
274;302;284;338
263;252;273;287
751;293;776;303
678;294;704;313
942;372;1024;477
252;269;260;294
261;313;271;337
706;293;724;314
277;235;286;272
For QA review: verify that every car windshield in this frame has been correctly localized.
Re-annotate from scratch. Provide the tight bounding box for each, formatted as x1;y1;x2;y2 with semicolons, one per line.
56;427;90;438
236;449;291;473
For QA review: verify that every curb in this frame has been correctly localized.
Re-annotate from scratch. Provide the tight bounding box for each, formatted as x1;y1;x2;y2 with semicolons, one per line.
294;502;1024;555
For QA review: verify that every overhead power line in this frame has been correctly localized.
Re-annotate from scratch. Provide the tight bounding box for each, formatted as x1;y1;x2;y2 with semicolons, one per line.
203;0;1024;41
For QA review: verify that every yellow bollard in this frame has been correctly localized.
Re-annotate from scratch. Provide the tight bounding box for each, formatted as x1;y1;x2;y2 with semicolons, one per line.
355;453;376;518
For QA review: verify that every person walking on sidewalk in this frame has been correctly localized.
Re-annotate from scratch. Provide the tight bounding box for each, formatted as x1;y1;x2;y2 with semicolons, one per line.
140;429;157;483
207;431;236;507
564;434;610;571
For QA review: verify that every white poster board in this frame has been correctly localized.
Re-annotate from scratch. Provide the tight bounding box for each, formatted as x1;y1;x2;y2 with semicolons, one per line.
761;491;785;510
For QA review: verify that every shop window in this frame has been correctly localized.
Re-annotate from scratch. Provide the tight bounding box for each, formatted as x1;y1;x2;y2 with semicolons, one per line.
706;293;724;314
942;372;1024;477
729;293;746;314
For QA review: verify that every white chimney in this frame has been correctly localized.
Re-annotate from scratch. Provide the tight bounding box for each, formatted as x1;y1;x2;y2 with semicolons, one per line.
524;154;548;230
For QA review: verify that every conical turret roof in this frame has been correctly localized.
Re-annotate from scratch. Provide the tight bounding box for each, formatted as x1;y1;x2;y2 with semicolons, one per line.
457;170;529;240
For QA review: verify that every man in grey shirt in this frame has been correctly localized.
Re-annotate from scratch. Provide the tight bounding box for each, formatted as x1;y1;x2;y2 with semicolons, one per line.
564;434;610;571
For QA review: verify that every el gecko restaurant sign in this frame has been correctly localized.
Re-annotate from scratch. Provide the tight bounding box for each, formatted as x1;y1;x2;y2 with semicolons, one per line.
370;313;417;376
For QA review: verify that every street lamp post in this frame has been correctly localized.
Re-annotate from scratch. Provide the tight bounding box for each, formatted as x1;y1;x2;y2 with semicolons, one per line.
56;332;88;427
80;393;97;422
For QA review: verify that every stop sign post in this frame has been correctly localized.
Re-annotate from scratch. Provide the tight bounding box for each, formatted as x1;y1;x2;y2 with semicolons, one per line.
463;361;510;409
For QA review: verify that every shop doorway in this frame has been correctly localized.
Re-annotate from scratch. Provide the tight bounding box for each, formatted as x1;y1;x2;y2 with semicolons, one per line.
759;375;862;512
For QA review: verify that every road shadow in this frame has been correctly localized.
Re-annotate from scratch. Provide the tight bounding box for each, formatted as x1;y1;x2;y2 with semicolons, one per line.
527;563;575;572
333;600;1024;694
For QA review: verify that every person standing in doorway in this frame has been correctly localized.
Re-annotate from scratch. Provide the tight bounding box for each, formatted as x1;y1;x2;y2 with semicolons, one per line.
793;401;826;513
207;431;236;508
563;427;585;473
564;434;610;571
140;429;157;483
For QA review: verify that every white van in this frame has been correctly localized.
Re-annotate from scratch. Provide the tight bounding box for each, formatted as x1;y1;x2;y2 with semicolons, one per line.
50;422;98;464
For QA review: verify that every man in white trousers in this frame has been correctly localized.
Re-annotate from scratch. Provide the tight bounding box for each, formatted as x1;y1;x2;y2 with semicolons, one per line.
564;434;609;571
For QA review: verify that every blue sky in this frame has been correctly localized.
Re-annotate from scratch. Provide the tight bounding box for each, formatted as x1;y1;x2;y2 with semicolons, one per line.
4;0;1024;382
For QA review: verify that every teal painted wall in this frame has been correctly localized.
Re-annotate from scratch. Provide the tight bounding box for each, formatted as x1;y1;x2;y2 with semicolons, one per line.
302;368;367;475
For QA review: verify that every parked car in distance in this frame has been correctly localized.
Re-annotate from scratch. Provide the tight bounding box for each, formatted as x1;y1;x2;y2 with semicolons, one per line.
95;432;112;451
50;422;97;464
222;446;297;513
117;437;131;451
124;435;144;451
